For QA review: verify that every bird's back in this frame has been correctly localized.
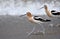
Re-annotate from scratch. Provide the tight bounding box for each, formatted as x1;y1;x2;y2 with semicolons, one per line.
34;16;51;22
51;10;60;15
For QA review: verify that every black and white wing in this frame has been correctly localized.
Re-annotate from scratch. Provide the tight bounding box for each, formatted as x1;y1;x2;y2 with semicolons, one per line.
51;10;60;15
34;16;51;22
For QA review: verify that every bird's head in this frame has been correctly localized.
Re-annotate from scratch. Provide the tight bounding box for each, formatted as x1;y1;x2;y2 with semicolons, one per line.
26;12;32;18
38;5;48;10
44;5;48;9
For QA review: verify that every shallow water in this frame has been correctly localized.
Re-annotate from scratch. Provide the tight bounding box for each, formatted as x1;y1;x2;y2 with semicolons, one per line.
0;15;60;39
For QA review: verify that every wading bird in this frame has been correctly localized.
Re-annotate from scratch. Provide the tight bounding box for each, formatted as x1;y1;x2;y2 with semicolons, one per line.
42;5;60;18
20;12;51;37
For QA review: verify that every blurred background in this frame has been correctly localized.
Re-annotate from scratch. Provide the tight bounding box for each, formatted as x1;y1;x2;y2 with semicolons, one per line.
0;0;60;15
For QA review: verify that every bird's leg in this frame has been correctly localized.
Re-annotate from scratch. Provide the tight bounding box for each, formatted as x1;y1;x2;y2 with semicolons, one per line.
38;23;45;35
27;26;36;37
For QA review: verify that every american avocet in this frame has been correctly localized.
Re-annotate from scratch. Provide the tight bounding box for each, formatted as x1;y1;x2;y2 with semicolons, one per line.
26;12;51;23
20;12;51;37
44;5;60;18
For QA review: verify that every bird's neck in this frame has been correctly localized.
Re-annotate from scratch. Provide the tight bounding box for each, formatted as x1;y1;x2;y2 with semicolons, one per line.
45;8;52;17
27;17;32;20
